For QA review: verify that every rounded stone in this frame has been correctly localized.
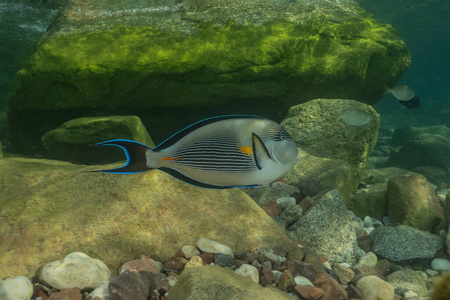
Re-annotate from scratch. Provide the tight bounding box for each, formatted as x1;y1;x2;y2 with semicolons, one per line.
185;256;204;269
196;238;232;255
0;276;33;300
431;258;450;271
235;264;259;283
355;251;378;270
356;275;394;300
42;252;111;290
293;276;313;286
181;245;201;259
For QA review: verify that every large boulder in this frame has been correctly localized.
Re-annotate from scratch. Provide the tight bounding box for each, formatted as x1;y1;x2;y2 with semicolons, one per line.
387;173;443;231
7;0;409;155
282;99;379;193
167;265;292;300
42;115;154;164
0;157;297;277
391;125;450;146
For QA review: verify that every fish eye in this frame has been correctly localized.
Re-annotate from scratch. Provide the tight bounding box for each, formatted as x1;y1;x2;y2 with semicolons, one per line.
274;128;291;142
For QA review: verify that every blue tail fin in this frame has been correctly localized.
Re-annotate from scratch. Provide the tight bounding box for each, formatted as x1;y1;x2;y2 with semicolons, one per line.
94;139;153;174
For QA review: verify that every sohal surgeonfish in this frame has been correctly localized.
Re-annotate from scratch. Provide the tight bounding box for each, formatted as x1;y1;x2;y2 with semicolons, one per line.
384;85;420;109
95;115;299;189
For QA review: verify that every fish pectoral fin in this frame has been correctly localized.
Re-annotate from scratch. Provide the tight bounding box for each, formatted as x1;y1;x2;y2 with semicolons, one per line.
252;133;271;170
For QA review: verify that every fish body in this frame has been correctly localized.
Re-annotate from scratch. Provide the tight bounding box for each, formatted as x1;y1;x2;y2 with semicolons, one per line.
95;115;299;189
384;85;415;101
399;95;420;109
339;109;372;126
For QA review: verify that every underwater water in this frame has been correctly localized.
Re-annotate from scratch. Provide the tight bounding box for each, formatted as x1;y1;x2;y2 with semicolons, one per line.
0;0;449;299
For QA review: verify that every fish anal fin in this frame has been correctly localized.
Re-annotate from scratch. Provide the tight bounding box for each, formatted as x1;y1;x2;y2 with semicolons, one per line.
252;133;271;170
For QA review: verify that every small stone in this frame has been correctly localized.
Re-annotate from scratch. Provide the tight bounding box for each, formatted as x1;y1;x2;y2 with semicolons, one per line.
333;263;355;285
159;275;177;293
181;245;200;259
287;248;306;261
185;256;203;269
0;276;33;300
261;199;282;216
294;276;313;286
254;247;283;264
303;250;325;272
119;255;160;274
363;216;374;228
235;264;259;283
259;264;275;286
280;204;303;226
163;257;187;272
355;251;378;270
234;251;256;264
356;275;395;300
357;236;372;253
199;253;214;264
213;253;235;268
48;288;82;300
431;258;450;271
89;281;110;300
109;271;149;300
293;285;325;300
286;259;317;283
276;197;296;210
314;271;348;300
42;252;111;290
196;238;232;255
277;270;295;292
345;284;363;299
273;270;282;283
298;197;314;212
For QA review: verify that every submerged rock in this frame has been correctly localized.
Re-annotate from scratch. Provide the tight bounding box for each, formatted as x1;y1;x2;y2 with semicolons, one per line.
282;99;379;195
167;265;293;300
386;269;428;297
287;189;361;264
347;183;387;219
7;0;409;155
387;173;444;231
0;276;33;300
370;225;444;261
356;275;394;300
391;125;450;146
0;157;296;277
42;115;154;164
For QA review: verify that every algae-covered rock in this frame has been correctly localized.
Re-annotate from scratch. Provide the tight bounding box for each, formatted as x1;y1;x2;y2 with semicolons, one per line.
8;0;409;155
391;125;450;146
167;265;292;300
0;157;297;278
347;183;387;219
281;99;379;194
284;148;354;202
42;115;154;164
386;269;428;297
387;173;444;231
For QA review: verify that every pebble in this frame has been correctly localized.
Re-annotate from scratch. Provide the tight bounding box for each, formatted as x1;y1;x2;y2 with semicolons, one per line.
254;247;283;264
355;251;378;270
294;285;325;300
280;204;303;226
42;252;111;290
293;276;313;286
363;216;374;228
48;288;82;300
89;281;110;300
185;256;203;269
333;263;355;285
431;258;450;271
196;238;232;255
259;264;275;286
356;275;395;300
235;264;259;283
276;196;296;210
0;276;33;300
278;270;295;292
118;255;160;274
181;245;200;258
213;253;235;268
109;271;149;300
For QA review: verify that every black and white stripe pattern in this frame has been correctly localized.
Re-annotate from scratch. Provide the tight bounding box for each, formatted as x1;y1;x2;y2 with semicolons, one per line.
171;136;257;173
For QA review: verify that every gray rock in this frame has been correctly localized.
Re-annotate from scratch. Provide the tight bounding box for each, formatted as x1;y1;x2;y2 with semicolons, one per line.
385;269;428;297
370;225;444;261
181;245;200;259
213;253;235;268
391;125;450;146
167;265;293;300
276;197;296;210
197;238;232;255
235;264;259;283
287;189;361;264
109;271;149;300
0;276;33;300
90;281;111;300
42;252;111;290
431;258;450;271
280;204;303;226
254;247;283;264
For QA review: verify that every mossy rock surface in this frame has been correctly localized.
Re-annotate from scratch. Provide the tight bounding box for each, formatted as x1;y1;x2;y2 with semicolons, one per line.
42;115;154;164
167;265;293;300
8;0;409;155
0;157;297;278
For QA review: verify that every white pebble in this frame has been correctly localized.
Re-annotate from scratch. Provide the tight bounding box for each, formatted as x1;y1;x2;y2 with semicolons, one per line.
363;216;373;228
185;256;203;268
431;258;450;271
293;276;313;286
42;252;111;290
0;276;33;300
89;281;110;300
196;238;232;255
235;264;259;283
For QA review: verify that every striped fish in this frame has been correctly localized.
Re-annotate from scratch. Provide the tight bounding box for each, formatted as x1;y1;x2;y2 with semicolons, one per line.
95;115;299;189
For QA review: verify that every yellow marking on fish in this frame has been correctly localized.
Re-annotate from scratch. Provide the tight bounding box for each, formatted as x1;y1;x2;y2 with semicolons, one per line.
161;157;180;161
239;145;253;156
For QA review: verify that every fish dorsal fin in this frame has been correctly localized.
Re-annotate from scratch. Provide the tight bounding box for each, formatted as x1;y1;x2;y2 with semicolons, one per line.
252;133;271;170
153;115;265;151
